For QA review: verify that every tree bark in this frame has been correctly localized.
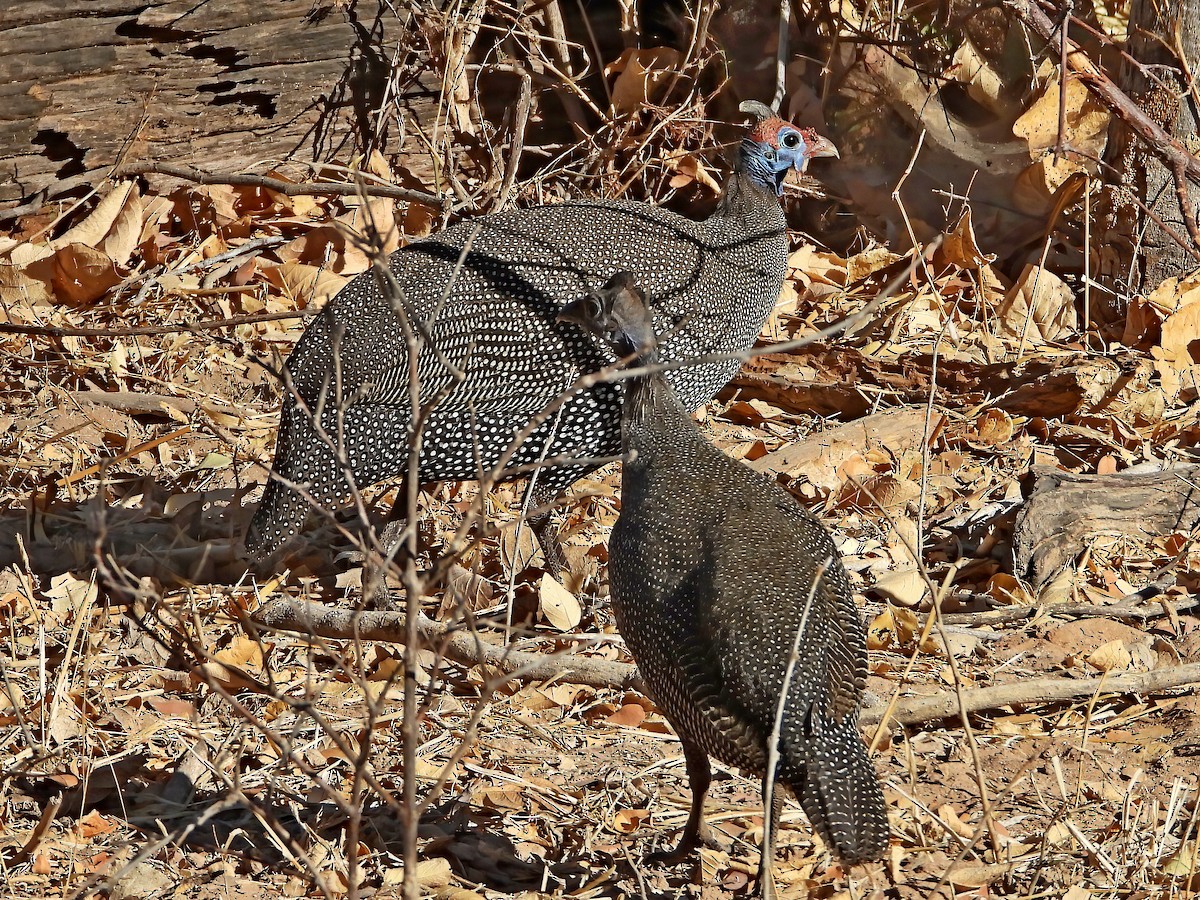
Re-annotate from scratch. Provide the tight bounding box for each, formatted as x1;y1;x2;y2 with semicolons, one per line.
0;1;439;214
1104;0;1200;293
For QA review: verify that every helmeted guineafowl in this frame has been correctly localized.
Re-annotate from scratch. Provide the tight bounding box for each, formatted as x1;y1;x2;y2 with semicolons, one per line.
244;101;838;571
558;273;887;895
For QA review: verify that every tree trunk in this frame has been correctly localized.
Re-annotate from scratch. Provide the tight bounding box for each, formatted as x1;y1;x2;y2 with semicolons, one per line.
0;1;440;215
1103;0;1200;295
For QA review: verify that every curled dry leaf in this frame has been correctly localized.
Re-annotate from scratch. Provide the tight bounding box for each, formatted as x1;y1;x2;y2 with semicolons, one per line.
947;861;1016;887
663;149;720;194
974;409;1015;446
998;264;1077;346
988;573;1034;606
539;572;582;631
1013;157;1087;215
866;604;919;650
950;39;1021;119
605;702;646;728
195;635;267;691
605;47;681;115
609;807;649;834
939;208;996;270
52;243;123;305
870;567;927;608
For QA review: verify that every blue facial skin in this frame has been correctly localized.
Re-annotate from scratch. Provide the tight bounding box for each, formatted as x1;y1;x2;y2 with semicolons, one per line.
741;126;813;196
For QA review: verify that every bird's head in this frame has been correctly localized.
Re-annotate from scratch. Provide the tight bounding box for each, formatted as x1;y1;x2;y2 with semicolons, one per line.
738;100;838;196
558;271;656;358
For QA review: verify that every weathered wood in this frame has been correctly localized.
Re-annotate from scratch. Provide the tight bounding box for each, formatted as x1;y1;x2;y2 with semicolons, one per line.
1012;464;1200;589
0;0;439;210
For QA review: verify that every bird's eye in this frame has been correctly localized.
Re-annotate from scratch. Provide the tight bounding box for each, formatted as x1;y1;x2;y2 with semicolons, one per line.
782;131;801;148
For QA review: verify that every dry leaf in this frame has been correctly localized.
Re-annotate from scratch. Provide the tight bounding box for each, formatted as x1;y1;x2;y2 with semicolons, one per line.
500;524;543;574
539;573;581;631
263;259;349;307
196;636;267;690
605;48;681;115
871;568;926;607
940;208;996;269
866;604;919;650
1087;639;1133;672
1013;72;1110;160
416;857;453;887
52;242;122;305
947;861;1015;887
974;409;1015;445
606;703;646;728
988;573;1034;605
663;149;720;193
998;264;1077;346
55;182;140;252
950;39;1020;118
609;808;649;834
44;571;98;617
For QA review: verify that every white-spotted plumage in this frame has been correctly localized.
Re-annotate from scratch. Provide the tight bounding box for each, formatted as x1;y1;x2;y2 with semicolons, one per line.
245;107;835;561
558;272;888;872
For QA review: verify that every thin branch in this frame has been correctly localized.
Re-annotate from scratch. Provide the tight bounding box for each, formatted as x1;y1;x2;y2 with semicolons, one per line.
0;308;318;338
1006;0;1200;182
123;161;445;207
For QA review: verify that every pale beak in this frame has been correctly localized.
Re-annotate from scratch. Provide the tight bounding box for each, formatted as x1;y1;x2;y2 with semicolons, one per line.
806;134;840;161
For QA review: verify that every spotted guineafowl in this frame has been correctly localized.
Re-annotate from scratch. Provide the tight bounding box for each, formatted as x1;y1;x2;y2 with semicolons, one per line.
559;273;887;896
245;101;837;572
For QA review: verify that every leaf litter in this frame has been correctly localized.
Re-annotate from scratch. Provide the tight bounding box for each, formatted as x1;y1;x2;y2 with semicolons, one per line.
1;38;1200;900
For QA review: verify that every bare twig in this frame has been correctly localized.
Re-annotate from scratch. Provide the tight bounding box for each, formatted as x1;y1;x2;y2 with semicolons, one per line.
122;161;445;207
0;308;318;338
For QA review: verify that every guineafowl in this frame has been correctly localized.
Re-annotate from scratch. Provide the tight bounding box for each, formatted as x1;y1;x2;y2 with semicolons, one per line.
559;273;887;896
245;101;837;575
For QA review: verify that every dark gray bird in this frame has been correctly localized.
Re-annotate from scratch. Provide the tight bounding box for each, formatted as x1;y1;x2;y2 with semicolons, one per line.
558;273;887;895
245;102;838;569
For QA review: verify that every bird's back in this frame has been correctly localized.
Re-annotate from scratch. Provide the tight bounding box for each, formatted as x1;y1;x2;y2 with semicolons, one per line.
287;194;787;415
246;190;788;558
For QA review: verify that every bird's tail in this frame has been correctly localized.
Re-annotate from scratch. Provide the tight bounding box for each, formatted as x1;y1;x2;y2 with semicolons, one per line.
783;715;888;863
243;411;320;560
244;477;308;561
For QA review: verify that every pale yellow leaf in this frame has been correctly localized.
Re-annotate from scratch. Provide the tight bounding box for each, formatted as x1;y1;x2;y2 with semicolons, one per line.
539;573;581;631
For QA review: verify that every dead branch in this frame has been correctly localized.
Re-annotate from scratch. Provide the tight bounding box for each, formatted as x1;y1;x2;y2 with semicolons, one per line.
122;161;446;208
941;582;1197;626
862;661;1200;727
64;391;243;420
0;308;318;338
252;597;644;692
254;599;1200;732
